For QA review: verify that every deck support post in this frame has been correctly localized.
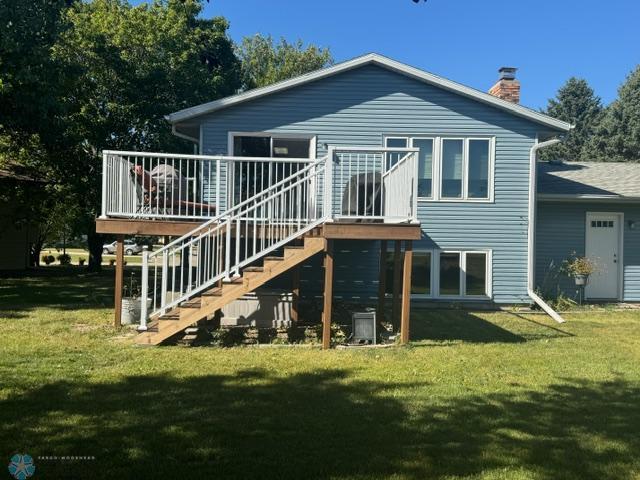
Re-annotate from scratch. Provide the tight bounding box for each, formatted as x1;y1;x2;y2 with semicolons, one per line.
377;240;387;324
400;240;413;344
322;239;334;350
391;240;402;332
291;265;300;323
114;234;124;329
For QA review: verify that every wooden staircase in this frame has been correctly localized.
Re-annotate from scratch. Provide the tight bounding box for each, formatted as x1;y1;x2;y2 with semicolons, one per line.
136;236;326;345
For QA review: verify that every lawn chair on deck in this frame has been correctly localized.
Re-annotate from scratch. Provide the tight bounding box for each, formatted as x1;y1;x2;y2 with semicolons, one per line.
132;164;216;218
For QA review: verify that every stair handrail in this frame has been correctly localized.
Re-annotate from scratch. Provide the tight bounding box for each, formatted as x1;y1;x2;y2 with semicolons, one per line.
139;155;328;329
150;154;328;256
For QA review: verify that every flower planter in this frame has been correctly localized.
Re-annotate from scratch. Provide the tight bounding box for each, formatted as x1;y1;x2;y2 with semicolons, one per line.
574;274;589;286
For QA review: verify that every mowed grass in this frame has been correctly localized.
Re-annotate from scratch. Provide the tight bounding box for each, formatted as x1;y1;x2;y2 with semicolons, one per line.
1;269;640;479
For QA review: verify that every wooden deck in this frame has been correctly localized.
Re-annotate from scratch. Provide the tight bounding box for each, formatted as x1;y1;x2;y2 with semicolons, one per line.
96;217;421;240
98;217;418;348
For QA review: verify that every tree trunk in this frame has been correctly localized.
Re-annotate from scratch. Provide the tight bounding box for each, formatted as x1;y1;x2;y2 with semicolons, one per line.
30;238;44;267
87;230;104;272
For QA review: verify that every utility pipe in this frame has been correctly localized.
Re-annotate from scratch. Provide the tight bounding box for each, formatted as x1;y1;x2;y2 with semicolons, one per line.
527;137;566;323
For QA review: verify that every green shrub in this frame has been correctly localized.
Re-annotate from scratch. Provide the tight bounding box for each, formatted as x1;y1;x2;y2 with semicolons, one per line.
42;255;55;265
78;257;86;266
56;253;71;265
210;327;246;347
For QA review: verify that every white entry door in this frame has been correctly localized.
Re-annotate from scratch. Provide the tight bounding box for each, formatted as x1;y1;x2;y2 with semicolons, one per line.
585;213;622;300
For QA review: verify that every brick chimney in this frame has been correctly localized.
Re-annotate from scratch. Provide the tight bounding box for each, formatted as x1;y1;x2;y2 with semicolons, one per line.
489;67;520;103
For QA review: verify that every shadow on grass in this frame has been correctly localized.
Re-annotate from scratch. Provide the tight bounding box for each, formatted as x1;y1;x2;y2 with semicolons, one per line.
0;267;134;317
410;310;527;344
1;370;638;479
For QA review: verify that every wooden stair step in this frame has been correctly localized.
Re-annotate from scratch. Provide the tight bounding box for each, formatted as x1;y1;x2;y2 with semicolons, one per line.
181;299;201;309
136;232;327;346
201;288;223;297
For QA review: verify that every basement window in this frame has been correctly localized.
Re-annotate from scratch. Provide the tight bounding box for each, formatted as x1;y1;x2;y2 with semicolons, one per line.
437;251;490;298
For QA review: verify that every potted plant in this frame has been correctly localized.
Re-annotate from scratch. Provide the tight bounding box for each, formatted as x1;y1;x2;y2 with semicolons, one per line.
121;272;151;325
563;253;598;286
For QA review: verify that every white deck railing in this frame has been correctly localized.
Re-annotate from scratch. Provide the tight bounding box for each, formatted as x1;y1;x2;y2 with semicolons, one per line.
102;146;418;224
131;146;419;328
139;156;327;328
328;146;419;223
101;151;313;220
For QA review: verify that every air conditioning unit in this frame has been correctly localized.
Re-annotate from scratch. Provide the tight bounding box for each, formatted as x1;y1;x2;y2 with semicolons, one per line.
352;310;376;345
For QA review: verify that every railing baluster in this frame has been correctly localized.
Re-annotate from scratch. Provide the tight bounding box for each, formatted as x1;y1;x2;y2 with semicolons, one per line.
139;246;149;331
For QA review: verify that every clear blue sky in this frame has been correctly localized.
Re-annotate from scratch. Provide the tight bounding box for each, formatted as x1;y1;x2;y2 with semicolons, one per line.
200;0;638;110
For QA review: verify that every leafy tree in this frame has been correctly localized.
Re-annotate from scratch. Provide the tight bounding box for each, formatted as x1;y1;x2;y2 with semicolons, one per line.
585;65;640;162
0;0;72;144
52;0;241;270
236;34;332;90
540;78;602;162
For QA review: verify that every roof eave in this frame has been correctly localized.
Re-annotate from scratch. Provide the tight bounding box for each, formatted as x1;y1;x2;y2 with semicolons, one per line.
538;194;640;203
168;54;572;132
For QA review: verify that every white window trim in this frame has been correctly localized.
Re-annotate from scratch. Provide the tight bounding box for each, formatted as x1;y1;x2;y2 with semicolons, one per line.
383;135;495;203
409;249;436;298
434;249;493;300
227;131;317;159
438;137;495;203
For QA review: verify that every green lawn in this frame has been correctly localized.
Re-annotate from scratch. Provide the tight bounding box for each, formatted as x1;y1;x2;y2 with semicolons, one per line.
1;268;640;479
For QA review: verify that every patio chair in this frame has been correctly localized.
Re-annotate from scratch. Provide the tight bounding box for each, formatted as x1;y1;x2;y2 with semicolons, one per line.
131;164;216;217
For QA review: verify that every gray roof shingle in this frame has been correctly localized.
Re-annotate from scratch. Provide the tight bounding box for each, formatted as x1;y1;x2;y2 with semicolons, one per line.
538;161;640;198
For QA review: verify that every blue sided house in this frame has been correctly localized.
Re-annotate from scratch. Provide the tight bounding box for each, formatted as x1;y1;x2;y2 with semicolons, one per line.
96;53;640;347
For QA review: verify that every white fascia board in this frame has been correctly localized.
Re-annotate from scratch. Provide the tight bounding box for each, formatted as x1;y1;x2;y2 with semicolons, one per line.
167;53;573;132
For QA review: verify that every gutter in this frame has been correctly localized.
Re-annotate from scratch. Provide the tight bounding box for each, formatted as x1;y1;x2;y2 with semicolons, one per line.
528;138;566;324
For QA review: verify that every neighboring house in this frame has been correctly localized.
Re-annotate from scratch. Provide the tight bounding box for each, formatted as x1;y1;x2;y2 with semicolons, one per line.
97;53;575;346
0;169;39;270
536;161;640;302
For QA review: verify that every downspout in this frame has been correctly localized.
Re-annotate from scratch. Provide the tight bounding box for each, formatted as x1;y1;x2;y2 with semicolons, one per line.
527;137;566;323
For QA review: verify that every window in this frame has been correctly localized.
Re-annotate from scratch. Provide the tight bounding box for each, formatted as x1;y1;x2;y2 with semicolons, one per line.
232;134;313;159
467;140;490;199
385;249;432;296
384;136;435;199
591;220;614;228
441;139;463;198
465;253;488;296
439;252;461;295
230;133;314;204
437;251;490;297
384;137;408;169
383;135;493;201
440;138;492;200
413;139;434;198
411;252;432;295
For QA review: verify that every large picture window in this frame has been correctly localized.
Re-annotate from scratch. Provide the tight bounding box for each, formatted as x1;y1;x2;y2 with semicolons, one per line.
385;248;490;299
384;135;493;201
437;250;490;298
